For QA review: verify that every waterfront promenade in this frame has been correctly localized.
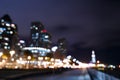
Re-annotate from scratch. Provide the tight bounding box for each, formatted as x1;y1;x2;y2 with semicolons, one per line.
0;68;119;80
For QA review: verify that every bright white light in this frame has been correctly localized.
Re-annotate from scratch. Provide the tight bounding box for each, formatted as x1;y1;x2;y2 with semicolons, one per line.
20;40;25;43
35;27;38;30
73;58;76;62
79;63;89;68
67;55;72;59
88;63;96;67
45;35;49;38
11;24;15;27
4;46;7;49
23;47;51;53
6;23;10;26
17;43;20;46
0;52;3;57
38;57;43;60
19;57;22;61
92;50;95;54
51;46;58;52
45;57;49;60
4;37;9;41
50;58;54;61
9;50;15;57
108;65;116;69
97;64;106;68
11;58;14;61
27;56;31;60
10;31;13;34
1;19;4;22
2;60;6;63
4;43;8;45
76;60;81;64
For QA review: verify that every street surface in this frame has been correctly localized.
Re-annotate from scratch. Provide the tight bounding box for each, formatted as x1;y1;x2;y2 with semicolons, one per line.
18;68;120;80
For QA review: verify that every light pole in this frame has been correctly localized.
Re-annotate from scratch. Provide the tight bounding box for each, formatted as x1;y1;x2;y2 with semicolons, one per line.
9;50;15;62
9;50;15;57
27;56;31;69
0;52;3;61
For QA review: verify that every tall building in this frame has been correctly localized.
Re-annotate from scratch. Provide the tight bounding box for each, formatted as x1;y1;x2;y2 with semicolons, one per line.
29;21;52;57
91;50;96;64
30;21;52;48
53;38;67;59
30;22;44;47
57;38;67;54
0;14;19;50
39;31;52;49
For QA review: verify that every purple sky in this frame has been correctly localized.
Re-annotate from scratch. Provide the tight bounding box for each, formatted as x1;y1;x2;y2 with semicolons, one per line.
0;0;120;64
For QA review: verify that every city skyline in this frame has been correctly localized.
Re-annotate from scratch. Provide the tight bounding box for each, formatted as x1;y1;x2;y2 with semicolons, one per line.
0;0;120;64
0;14;67;60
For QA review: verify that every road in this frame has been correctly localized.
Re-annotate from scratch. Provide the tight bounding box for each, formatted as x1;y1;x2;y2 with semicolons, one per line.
17;68;120;80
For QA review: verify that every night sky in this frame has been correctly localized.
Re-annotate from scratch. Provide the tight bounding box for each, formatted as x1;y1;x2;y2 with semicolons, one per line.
0;0;120;64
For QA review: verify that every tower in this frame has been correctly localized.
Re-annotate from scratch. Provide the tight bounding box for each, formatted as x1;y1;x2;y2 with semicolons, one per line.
39;32;52;48
91;50;96;63
30;21;52;48
0;14;19;50
30;22;44;47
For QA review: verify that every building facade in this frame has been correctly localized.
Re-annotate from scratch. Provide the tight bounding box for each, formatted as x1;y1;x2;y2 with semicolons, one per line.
0;15;19;50
30;21;52;48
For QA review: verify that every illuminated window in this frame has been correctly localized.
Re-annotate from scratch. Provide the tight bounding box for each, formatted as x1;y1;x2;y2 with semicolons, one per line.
10;31;13;34
45;35;49;38
4;43;8;45
11;24;16;29
6;23;10;26
0;36;2;39
4;37;9;41
1;19;4;22
35;27;38;30
0;28;6;34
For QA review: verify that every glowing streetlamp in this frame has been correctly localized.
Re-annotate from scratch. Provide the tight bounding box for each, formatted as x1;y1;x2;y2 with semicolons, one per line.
38;57;43;61
0;52;3;61
19;57;22;61
51;46;58;52
0;52;3;57
27;56;31;60
27;56;31;69
9;50;15;57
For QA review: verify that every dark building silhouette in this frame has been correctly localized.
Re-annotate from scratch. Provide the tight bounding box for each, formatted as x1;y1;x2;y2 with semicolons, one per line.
53;38;67;60
57;38;67;54
30;22;44;47
0;14;19;50
30;21;52;48
39;32;52;49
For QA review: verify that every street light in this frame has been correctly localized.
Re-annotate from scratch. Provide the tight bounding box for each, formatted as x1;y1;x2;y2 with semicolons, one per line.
27;56;31;60
27;56;31;69
0;52;3;61
0;52;3;57
9;50;15;57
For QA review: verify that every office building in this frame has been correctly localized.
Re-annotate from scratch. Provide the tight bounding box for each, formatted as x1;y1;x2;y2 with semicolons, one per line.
0;14;19;50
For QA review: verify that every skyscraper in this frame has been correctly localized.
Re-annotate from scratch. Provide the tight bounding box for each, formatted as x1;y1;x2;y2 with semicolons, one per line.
0;14;19;50
52;38;67;59
57;38;67;54
39;31;52;48
30;22;44;47
30;21;52;48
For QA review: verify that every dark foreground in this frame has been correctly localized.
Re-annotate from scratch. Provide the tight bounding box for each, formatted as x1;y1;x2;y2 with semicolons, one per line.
0;68;119;80
103;68;120;79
